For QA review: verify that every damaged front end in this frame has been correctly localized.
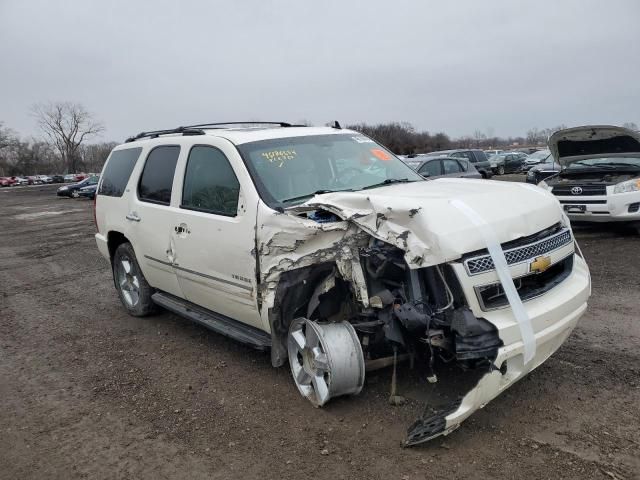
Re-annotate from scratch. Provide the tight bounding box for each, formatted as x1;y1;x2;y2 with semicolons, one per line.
257;184;589;446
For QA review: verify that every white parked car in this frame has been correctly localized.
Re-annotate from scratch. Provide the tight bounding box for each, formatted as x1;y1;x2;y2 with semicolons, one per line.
540;125;640;227
37;174;53;183
94;122;591;445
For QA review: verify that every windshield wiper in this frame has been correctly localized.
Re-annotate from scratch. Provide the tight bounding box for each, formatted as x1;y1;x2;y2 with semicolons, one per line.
281;188;354;204
362;178;414;190
570;163;640;170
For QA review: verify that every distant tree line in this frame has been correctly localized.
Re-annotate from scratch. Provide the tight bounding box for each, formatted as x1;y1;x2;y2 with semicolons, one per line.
348;121;639;155
2;104;638;175
0;102;115;176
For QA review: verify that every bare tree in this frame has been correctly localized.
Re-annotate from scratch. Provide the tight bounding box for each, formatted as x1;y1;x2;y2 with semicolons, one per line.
32;102;104;173
0;122;16;150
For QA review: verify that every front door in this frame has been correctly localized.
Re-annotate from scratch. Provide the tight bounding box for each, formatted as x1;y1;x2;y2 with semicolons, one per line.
170;142;262;329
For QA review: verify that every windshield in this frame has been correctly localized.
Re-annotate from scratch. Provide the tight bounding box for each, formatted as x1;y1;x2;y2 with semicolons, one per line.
566;157;640;170
237;134;423;207
527;150;550;160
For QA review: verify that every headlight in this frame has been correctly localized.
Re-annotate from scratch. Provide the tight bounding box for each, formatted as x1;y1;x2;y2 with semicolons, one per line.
527;170;535;177
613;178;640;194
537;180;553;192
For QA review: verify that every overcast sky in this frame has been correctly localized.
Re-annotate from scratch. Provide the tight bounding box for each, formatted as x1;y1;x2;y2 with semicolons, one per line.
1;0;639;142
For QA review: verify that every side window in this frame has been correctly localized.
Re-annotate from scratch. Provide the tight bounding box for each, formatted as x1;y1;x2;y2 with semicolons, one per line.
452;151;473;162
98;147;142;197
138;146;180;205
442;159;462;174
181;146;240;216
473;150;488;162
419;160;442;177
457;159;469;172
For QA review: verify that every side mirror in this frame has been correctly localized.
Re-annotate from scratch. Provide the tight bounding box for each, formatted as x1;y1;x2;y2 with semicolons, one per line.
421;172;430;178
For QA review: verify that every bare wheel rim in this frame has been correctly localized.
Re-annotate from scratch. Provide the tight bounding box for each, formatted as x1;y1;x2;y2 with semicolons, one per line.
116;256;140;307
288;320;331;406
287;318;365;407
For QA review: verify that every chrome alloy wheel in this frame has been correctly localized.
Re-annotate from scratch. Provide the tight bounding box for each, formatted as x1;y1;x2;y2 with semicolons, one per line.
287;318;365;407
116;256;140;307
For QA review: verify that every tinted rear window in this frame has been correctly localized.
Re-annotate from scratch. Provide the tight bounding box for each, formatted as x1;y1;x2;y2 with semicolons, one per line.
473;151;488;162
98;148;142;197
138;146;180;205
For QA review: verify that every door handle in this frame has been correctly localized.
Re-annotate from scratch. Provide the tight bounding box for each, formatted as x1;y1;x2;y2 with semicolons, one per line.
126;212;141;222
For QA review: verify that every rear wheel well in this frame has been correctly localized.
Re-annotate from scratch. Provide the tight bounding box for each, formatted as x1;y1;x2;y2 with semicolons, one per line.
107;231;129;264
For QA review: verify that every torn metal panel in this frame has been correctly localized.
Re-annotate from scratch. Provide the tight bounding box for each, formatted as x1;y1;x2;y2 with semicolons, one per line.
287;179;565;268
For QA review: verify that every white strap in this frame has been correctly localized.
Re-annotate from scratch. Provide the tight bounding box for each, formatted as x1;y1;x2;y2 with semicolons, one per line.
450;199;536;364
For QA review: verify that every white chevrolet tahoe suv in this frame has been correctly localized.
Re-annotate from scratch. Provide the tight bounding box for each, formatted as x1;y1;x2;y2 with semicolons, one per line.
539;125;640;228
95;122;591;445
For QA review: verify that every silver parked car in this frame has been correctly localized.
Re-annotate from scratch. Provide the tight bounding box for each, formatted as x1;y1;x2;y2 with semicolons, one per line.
401;155;482;179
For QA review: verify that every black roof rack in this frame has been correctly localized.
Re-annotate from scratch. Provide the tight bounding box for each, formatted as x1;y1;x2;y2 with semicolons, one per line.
125;126;206;143
187;121;299;128
125;121;306;143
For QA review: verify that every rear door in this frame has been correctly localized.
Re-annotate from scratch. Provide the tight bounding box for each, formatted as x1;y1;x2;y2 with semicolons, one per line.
125;145;184;298
170;140;262;329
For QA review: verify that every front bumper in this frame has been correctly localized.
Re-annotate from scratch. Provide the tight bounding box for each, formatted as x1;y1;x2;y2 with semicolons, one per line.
555;189;640;223
407;252;590;445
443;254;589;432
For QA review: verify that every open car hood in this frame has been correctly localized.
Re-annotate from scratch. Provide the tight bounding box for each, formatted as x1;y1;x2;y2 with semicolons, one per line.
549;125;640;167
287;178;564;268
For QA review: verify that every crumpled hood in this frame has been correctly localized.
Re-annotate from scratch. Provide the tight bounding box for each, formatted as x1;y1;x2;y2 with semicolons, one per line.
549;125;640;167
288;178;564;268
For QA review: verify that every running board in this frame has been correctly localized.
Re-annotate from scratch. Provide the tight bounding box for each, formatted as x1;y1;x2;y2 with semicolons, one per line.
151;292;271;351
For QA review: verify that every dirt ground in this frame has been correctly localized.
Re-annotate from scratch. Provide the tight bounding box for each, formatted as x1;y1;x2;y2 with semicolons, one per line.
1;181;638;480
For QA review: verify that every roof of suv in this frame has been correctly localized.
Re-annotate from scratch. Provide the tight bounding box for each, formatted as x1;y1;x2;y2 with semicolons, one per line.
123;125;355;147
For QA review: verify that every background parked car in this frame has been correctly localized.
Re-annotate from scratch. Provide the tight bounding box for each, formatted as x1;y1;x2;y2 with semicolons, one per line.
523;149;551;170
9;176;29;185
526;156;561;184
63;174;77;182
0;177;14;187
57;175;100;197
484;149;504;157
37;175;53;184
403;156;482;179
420;149;493;178
50;174;65;183
488;152;526;175
26;176;43;185
77;183;98;199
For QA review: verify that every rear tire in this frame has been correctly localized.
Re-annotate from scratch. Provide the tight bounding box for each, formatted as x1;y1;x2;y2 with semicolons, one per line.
112;243;157;316
497;165;505;175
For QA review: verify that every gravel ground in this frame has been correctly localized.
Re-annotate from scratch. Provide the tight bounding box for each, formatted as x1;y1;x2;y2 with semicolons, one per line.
1;182;638;480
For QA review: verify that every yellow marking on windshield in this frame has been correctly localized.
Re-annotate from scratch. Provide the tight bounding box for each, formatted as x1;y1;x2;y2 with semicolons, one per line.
261;149;297;167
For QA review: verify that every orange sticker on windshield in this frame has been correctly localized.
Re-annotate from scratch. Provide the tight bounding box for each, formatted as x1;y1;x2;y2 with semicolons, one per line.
371;149;391;161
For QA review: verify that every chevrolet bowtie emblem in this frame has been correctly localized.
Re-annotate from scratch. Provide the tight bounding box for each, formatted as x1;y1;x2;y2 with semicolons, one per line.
530;255;552;273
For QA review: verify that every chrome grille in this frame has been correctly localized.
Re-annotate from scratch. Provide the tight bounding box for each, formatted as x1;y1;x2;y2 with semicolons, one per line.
465;229;573;275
